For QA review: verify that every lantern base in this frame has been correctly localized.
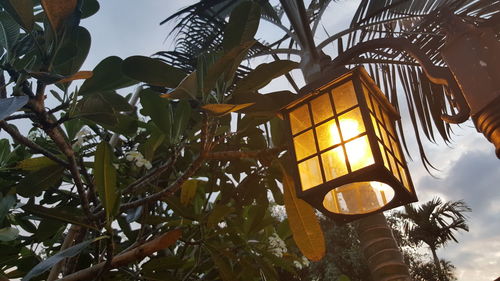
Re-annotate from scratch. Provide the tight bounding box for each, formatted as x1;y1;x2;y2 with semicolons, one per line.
474;96;500;159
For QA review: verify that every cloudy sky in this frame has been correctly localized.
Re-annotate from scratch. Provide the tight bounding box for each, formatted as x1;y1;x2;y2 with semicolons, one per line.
80;1;499;280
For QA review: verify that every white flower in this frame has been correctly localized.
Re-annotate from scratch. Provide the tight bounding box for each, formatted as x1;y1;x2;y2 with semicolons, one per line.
293;260;303;270
125;151;152;169
268;233;287;258
301;256;310;267
74;128;91;147
294;256;309;270
28;129;42;141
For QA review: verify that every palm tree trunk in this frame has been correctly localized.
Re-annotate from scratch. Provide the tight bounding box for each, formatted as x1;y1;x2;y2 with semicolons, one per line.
357;213;411;281
430;246;443;281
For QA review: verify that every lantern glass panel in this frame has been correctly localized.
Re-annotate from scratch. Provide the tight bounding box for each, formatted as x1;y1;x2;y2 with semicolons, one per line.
311;93;333;124
322;181;395;214
316;119;341;150
290;104;311;134
332;81;357;113
338;108;365;141
298;156;323;191
321;146;348;181
293;130;316;161
345;135;374;171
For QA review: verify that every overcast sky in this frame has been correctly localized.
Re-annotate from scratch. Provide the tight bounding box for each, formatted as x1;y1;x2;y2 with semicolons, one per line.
80;1;499;280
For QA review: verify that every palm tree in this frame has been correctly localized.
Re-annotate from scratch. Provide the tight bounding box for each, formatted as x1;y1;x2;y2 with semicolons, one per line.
161;1;496;280
396;197;471;280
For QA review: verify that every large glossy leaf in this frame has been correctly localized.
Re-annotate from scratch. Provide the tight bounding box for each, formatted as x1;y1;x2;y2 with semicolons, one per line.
16;165;65;197
0;193;15;224
0;227;18;241
172;100;191;142
41;0;77;32
203;40;256;94
80;56;136;95
140;89;172;139
0;11;20;59
122;55;186;88
233;60;299;94
163;71;197;99
280;160;325;261
0;139;11;166
54;26;91;77
73;92;136;134
22;236;106;281
21;204;97;230
209;251;237;281
16;156;56;171
180;179;198;206
0;0;33;31
207;205;234;229
223;1;260;52
229;90;296;116
94;141;118;222
201;103;254;116
81;0;99;18
0;96;28;120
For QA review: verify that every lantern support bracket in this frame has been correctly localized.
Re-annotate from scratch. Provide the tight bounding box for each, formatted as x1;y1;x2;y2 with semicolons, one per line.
329;37;470;124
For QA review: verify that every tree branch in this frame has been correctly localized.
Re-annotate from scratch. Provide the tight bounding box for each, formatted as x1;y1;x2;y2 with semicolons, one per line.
0;121;69;167
58;230;182;281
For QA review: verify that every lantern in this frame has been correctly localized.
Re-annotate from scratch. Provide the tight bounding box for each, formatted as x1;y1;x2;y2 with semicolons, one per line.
282;67;417;223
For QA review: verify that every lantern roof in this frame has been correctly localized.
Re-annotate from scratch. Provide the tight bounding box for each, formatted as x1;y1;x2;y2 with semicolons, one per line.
282;66;400;120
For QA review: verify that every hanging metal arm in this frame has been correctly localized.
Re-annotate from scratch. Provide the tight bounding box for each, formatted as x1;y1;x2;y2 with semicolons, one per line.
329;37;470;124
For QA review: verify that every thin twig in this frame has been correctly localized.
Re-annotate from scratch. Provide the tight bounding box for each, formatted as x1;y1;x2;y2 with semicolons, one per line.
119;155;205;211
0;121;69;167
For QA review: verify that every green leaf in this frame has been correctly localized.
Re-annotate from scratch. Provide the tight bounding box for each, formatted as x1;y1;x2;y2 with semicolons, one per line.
94;141;119;222
163;197;199;220
16;156;57;171
207;205;234;229
142;256;184;271
223;1;260;52
140;89;172;140
270;117;287;147
209;251;237;281
22;236;105;281
172;100;191;142
280;159;325;261
0;11;20;60
0;139;11;166
0;227;19;241
203;40;256;94
54;26;91;77
122;55;186;88
80;56;136;95
229;90;296;116
201;103;254;116
73;92;136;134
21;204;97;230
143;123;165;161
0;194;15;224
81;0;99;18
163;71;197;99
0;0;33;31
16;165;65;197
180;179;198;206
234;60;299;93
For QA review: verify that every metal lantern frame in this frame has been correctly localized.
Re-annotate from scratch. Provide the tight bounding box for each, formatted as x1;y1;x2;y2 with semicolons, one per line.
282;66;417;223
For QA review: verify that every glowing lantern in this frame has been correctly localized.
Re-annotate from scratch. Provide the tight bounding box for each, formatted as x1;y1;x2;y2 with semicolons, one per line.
282;67;417;223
